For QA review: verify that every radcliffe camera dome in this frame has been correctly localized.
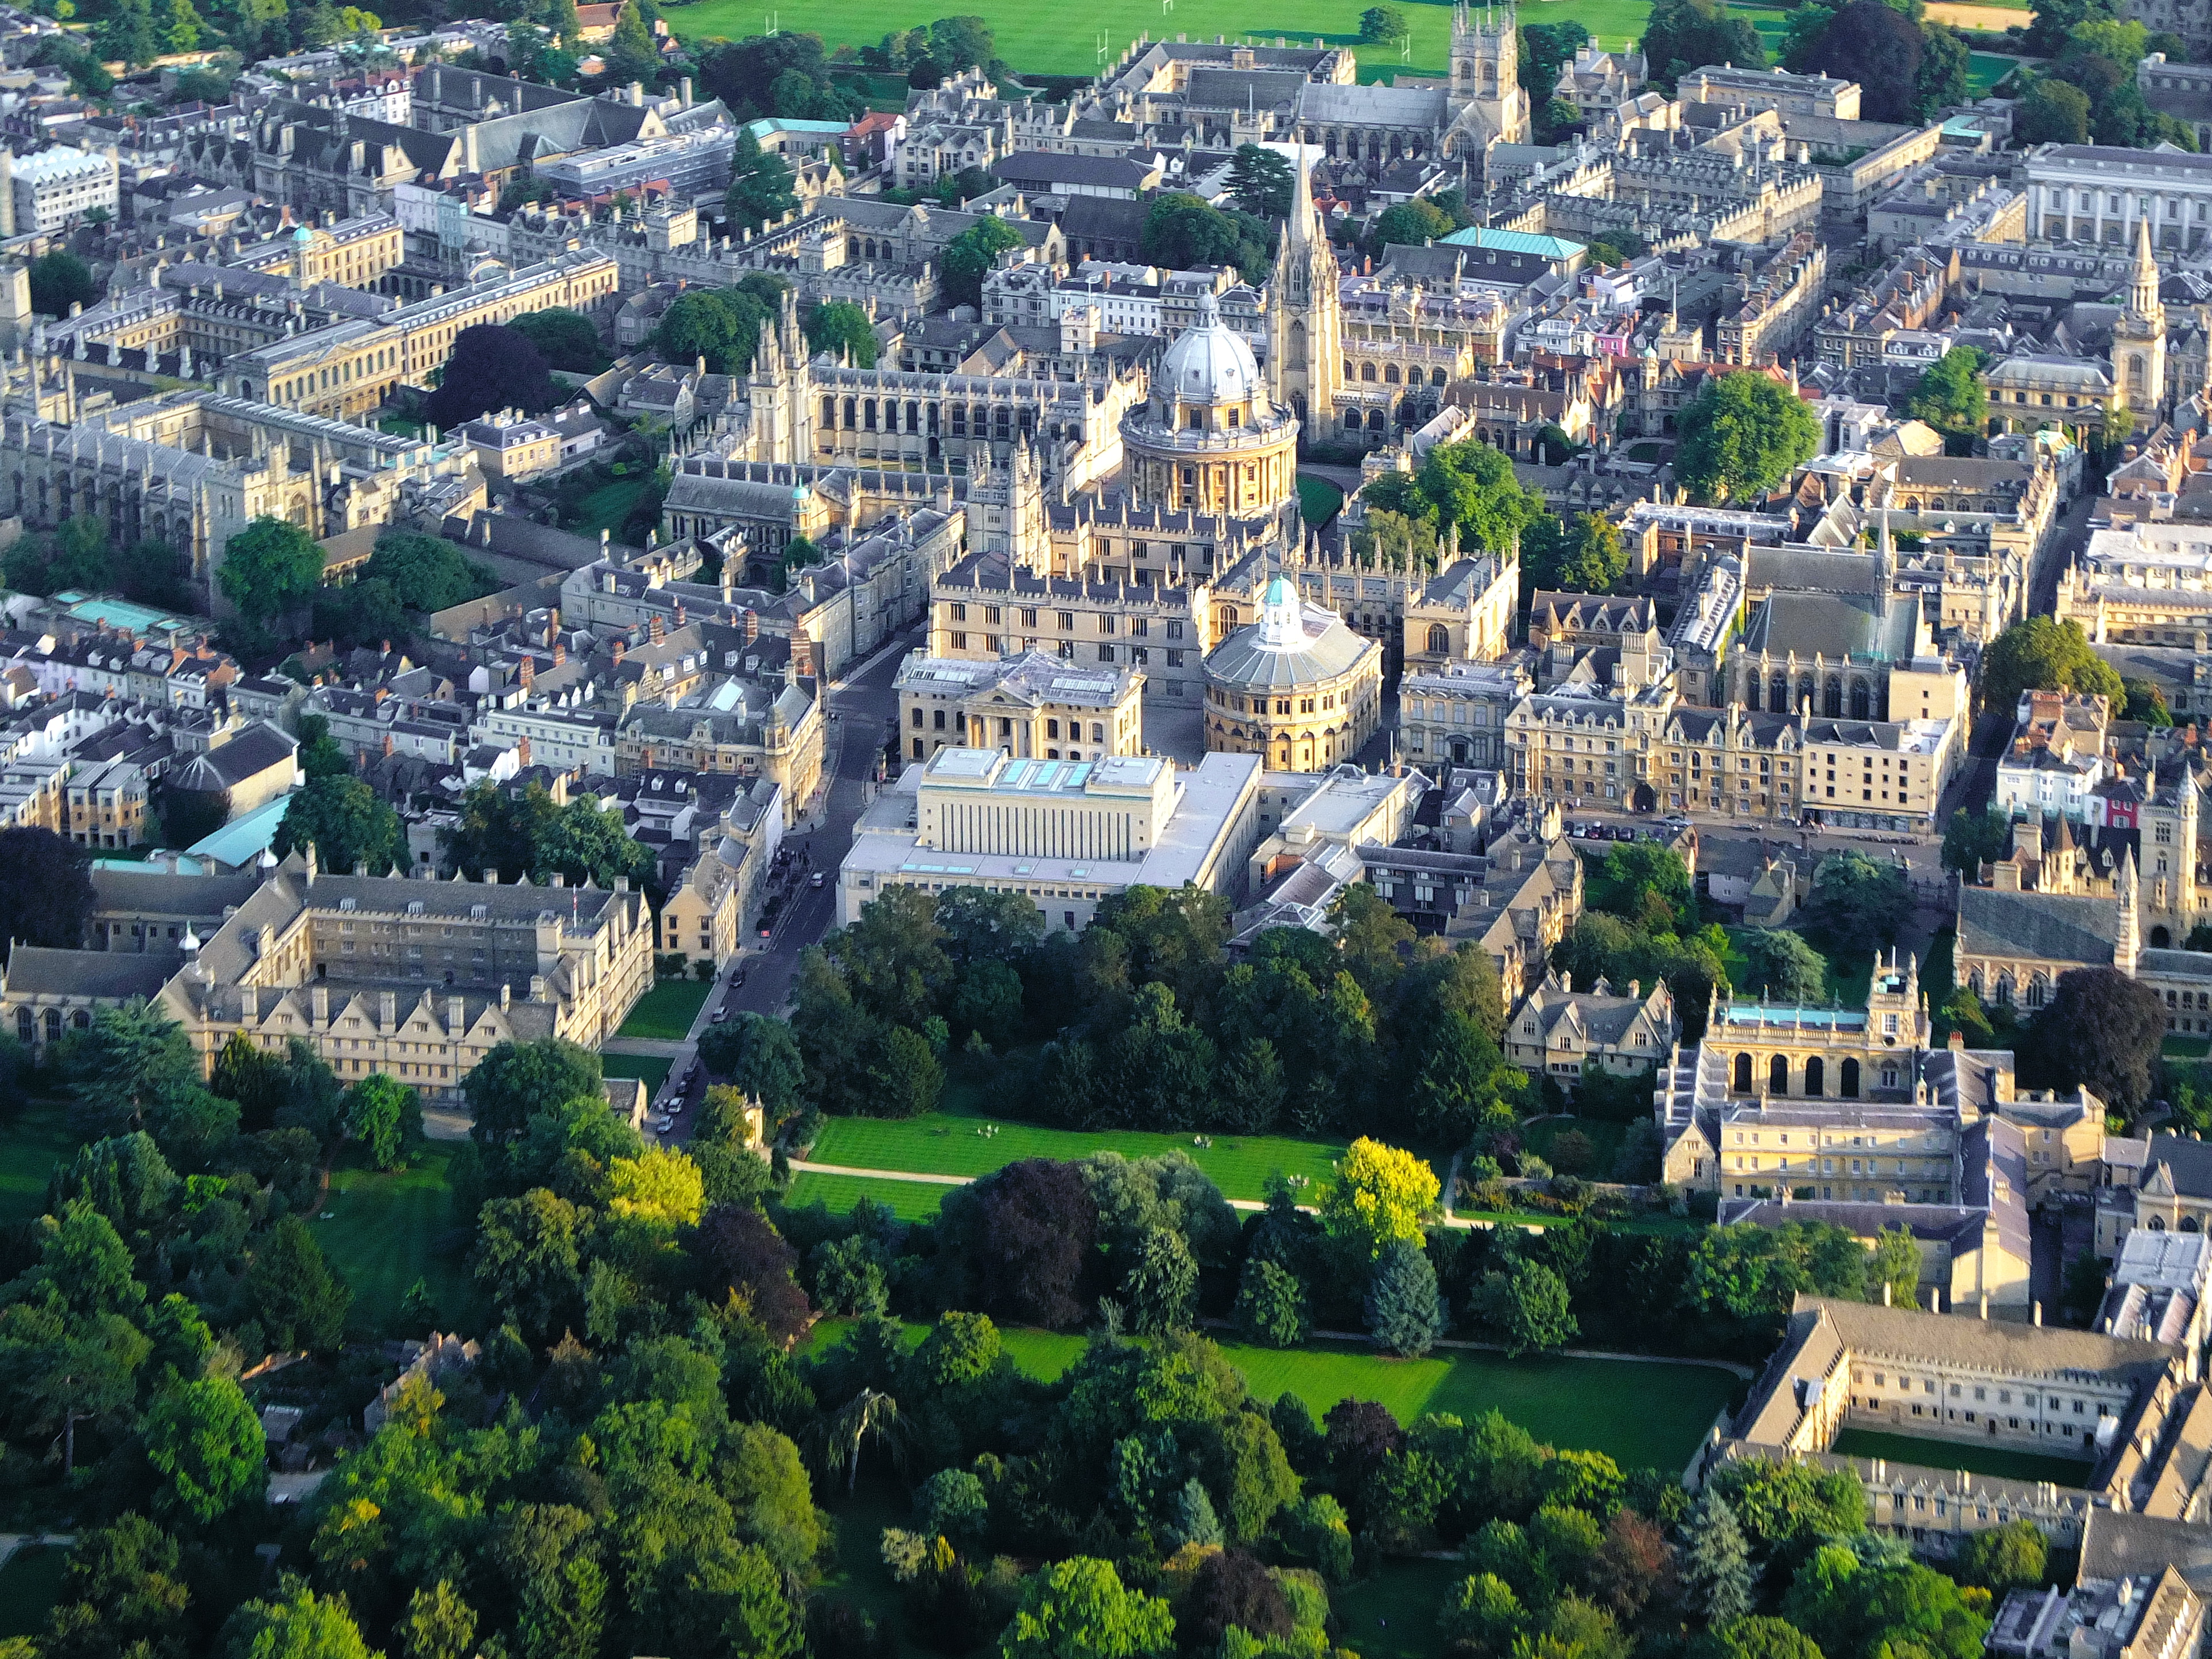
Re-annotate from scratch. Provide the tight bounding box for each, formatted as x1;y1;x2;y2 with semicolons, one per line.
1156;292;1263;407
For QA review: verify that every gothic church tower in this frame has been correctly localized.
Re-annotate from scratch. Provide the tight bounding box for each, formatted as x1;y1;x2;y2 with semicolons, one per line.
1266;148;1342;437
1442;3;1529;154
2113;215;2168;428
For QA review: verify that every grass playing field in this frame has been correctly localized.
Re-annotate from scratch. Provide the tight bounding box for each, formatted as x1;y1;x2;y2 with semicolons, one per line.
808;1110;1344;1200
806;1318;1736;1468
0;1100;76;1224
317;1148;478;1338
618;978;713;1040
1334;1557;1468;1659
786;1170;958;1218
1830;1427;2095;1487
663;0;1744;79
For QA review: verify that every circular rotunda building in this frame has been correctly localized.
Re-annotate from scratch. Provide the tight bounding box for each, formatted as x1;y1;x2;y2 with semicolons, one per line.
1120;292;1299;520
1202;574;1384;770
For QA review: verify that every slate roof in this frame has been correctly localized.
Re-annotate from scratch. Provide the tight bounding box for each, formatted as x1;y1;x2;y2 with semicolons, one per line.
5;945;177;998
2143;1132;2212;1201
1957;886;2117;968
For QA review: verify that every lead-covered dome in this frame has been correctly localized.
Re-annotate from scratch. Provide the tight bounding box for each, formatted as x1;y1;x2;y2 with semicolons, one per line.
1156;292;1263;406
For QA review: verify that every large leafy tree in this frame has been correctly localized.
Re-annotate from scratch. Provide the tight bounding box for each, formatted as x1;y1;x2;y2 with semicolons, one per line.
1904;346;1988;451
1138;193;1271;283
42;1515;191;1659
507;308;608;374
362;530;496;612
1980;616;2124;715
998;1557;1174;1659
1641;0;1765;88
247;1215;351;1351
1800;0;1922;121
2022;967;2167;1117
941;218;1026;312
1318;1137;1439;1261
725;131;798;233
1474;1258;1577;1356
1523;512;1628;594
217;517;325;623
1804;851;1909;960
803;300;878;368
145;1377;267;1524
1942;806;2012;877
1675;373;1819;505
2015;76;2091;143
273;776;406;879
941;1157;1100;1329
1227;144;1295;219
1416;439;1540;555
1738;930;1827;1003
0;825;92;959
424;324;556;429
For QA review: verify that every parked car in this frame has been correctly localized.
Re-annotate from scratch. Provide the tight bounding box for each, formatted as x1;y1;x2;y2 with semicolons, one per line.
733;965;748;987
809;871;825;889
711;1006;729;1022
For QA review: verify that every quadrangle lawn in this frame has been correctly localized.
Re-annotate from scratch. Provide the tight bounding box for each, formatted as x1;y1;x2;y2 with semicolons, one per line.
1830;1427;2094;1487
808;1111;1342;1200
600;1053;674;1095
317;1148;477;1339
805;1319;1735;1470
664;0;1771;79
619;978;712;1040
0;1100;77;1224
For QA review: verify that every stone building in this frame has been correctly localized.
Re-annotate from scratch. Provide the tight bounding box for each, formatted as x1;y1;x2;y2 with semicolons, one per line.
1201;575;1384;770
1506;968;1678;1086
894;649;1144;765
1121;292;1300;520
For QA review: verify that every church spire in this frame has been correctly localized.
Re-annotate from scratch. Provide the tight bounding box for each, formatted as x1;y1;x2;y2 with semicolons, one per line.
2131;214;2164;324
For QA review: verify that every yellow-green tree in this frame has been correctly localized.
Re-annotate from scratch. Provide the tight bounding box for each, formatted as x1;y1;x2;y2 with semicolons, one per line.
1318;1137;1438;1260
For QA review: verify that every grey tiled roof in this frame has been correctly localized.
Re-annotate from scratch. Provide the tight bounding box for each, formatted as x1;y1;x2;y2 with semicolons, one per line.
1956;886;2117;968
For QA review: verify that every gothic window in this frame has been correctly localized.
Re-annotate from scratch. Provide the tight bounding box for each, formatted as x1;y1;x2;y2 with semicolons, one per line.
1427;625;1450;654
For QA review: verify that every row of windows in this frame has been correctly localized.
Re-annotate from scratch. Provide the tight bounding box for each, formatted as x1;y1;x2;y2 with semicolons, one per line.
944;603;1183;638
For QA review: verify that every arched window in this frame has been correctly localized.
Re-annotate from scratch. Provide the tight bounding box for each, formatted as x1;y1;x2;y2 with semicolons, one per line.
71;1009;88;1030
2153;926;2174;948
2185;1216;2203;1234
11;1008;28;1044
1733;1053;1752;1092
1997;975;2015;1007
1745;676;1762;711
1850;682;1871;720
1427;624;1451;655
1770;1055;1788;1094
1804;1057;1824;1096
2151;1215;2169;1231
1841;1057;1861;1098
2029;975;2050;1009
42;1009;59;1042
1771;674;1788;711
1824;679;1844;717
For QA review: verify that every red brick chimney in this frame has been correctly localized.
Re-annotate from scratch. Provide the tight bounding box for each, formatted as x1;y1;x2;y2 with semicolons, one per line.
516;735;531;767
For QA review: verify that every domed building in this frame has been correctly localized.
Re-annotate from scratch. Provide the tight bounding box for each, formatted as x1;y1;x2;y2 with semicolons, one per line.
1120;292;1300;522
1202;574;1384;770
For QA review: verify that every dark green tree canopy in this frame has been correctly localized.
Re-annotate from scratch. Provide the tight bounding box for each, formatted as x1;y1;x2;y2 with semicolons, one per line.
1674;373;1819;505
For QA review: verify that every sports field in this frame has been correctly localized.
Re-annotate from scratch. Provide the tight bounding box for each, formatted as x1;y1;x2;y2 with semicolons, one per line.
665;0;1751;79
786;1170;957;1218
808;1110;1343;1199
0;1101;76;1224
806;1318;1736;1468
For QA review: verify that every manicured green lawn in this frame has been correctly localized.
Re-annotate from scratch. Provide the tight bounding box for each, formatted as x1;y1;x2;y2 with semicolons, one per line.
600;1053;673;1095
809;1112;1342;1200
1297;475;1345;529
571;476;646;540
815;1479;912;1649
319;1148;475;1338
0;1101;75;1224
806;1320;1732;1469
1830;1428;2094;1487
618;979;712;1040
1334;1557;1465;1659
0;1545;67;1638
786;1172;954;1220
666;0;1775;79
2166;1037;2212;1060
1967;51;2019;92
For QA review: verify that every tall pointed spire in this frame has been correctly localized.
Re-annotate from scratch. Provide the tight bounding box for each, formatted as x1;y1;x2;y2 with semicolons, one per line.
2117;846;2141;976
2130;214;2163;324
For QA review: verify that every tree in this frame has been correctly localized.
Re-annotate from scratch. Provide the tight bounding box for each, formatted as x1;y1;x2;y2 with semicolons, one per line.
1739;930;1827;1002
1417;437;1541;554
1372;199;1454;254
506;308;607;374
1228;143;1295;219
73;1000;199;1137
0;825;92;959
475;1189;585;1340
343;1073;420;1170
2023;967;2167;1117
1121;1225;1198;1334
363;530;497;612
96;0;159;69
42;1514;190;1659
217;517;325;623
1870;1227;1921;1309
1359;4;1408;43
1524;512;1628;594
1367;1238;1445;1356
1980;617;2124;715
1675;373;1819;505
998;1557;1174;1659
1723;1619;1827;1659
1801;0;1922;120
1319;1137;1439;1260
274;776;405;878
1905;347;1988;451
2123;677;2174;726
1641;0;1765;88
694;1201;812;1343
1942;807;2012;877
248;1215;351;1351
1708;1458;1866;1553
1441;1573;1524;1658
945;1158;1100;1328
1806;852;1909;960
2016;76;2091;144
28;250;98;319
1781;1544;1989;1659
220;1583;375;1659
1681;1491;1752;1626
804;300;878;368
726;131;800;232
941;218;1024;312
1235;1257;1310;1347
1917;21;1971;116
424;324;556;429
399;1583;477;1659
657;288;770;375
144;1378;266;1524
1138;193;1271;283
603;0;659;81
1475;1258;1578;1356
465;1039;603;1147
1953;1518;2046;1591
